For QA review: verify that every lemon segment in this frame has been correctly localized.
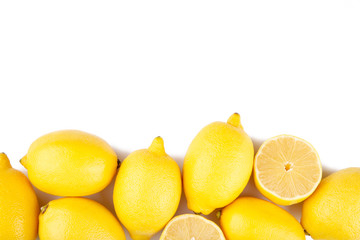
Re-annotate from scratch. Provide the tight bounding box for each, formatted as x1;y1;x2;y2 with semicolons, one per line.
160;214;225;240
254;134;322;205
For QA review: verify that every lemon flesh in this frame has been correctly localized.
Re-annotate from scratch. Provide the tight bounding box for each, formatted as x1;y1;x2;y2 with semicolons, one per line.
302;168;360;240
220;197;305;240
160;214;225;240
254;134;322;205
183;113;254;215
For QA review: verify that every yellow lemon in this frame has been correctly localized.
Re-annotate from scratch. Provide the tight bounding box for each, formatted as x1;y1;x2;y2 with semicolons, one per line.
220;197;305;240
20;130;118;196
302;168;360;240
160;214;225;240
0;153;39;240
113;137;182;240
183;113;254;215
254;135;322;205
39;197;126;240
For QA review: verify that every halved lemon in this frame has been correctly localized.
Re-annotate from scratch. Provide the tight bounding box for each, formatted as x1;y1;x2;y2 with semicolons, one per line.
254;134;322;206
160;214;225;240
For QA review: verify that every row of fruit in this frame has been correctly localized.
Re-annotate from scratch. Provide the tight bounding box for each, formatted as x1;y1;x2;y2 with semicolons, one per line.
1;113;359;239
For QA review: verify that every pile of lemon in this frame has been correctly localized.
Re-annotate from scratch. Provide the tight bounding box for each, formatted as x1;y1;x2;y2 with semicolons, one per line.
1;113;359;240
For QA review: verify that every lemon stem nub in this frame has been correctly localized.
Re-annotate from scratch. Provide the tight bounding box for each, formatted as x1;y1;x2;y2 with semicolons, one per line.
41;204;49;214
227;113;243;129
148;136;166;156
216;210;221;219
0;153;11;170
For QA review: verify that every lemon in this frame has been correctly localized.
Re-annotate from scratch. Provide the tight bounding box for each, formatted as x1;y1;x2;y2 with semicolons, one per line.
0;153;39;240
160;214;225;240
220;197;305;240
20;130;118;196
302;167;360;240
113;137;182;240
39;197;126;240
183;113;254;215
254;134;322;205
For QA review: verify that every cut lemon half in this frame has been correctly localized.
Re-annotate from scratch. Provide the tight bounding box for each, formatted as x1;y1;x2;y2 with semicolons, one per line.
254;134;322;206
160;214;225;240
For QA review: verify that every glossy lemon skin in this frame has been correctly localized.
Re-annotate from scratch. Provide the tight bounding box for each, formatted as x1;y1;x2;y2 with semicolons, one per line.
0;153;39;240
220;197;305;240
113;137;182;240
183;113;254;215
39;197;126;240
21;130;117;196
302;168;360;240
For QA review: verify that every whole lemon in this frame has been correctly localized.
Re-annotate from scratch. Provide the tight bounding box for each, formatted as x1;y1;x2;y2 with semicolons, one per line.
302;168;360;240
0;153;39;240
220;197;305;240
183;113;254;215
20;130;118;196
113;137;182;240
39;197;126;240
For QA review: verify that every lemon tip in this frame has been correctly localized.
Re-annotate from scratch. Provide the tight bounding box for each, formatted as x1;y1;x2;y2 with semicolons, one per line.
19;155;28;168
0;153;11;169
227;113;243;129
148;136;166;155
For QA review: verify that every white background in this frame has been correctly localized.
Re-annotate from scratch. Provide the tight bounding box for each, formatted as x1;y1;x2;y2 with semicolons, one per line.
1;0;360;239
